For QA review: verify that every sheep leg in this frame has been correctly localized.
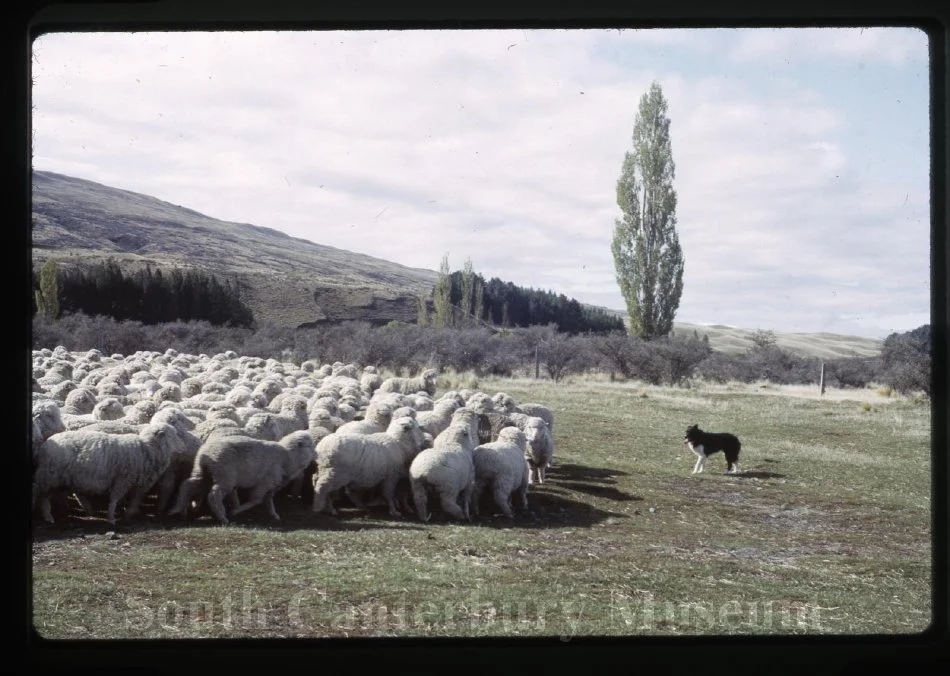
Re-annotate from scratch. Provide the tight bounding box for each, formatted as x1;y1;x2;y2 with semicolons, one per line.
155;469;179;514
74;493;96;516
311;471;338;515
344;486;369;511
517;475;529;511
538;466;546;485
411;479;430;522
438;492;467;521
39;494;55;524
231;483;270;517
108;481;134;524
469;482;483;517
459;485;474;521
124;486;148;519
287;474;304;498
168;477;201;517
382;477;402;517
493;485;514;519
207;485;230;525
228;489;241;511
265;491;281;521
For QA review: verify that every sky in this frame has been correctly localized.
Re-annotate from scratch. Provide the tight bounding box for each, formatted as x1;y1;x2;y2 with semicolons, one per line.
30;26;931;339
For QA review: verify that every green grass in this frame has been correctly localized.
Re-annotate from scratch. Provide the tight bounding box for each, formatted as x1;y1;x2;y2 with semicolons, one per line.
32;378;931;638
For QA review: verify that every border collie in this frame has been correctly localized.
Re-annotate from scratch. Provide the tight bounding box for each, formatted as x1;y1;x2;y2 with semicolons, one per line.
683;424;742;475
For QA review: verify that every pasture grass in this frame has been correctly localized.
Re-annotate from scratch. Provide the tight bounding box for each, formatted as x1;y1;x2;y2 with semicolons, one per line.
31;378;932;638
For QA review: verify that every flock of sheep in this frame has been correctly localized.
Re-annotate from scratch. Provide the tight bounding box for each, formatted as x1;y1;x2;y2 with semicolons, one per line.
30;346;556;527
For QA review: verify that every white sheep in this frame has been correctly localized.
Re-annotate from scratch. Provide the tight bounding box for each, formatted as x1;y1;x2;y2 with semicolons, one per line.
377;368;439;397
61;387;98;415
194;418;242;443
32;400;66;451
335;402;394;436
415;399;461;439
62;397;126;430
311;416;426;517
169;430;315;525
524;416;555;485
360;366;382;395
408;419;477;522
470;427;530;519
517;403;555;434
33;422;186;524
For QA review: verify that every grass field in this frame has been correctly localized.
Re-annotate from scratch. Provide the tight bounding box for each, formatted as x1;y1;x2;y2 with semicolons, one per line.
31;377;932;639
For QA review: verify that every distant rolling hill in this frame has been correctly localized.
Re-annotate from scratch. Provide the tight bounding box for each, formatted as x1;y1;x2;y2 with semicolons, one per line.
31;170;882;358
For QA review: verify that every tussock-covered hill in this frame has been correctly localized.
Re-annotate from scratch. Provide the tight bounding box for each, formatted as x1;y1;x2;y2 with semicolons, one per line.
31;170;438;327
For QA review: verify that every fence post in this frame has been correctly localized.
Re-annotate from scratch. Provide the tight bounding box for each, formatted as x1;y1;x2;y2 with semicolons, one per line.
535;345;540;379
819;362;826;397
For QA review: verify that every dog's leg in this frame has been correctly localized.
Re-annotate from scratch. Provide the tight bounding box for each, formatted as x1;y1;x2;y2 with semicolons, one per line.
697;455;706;474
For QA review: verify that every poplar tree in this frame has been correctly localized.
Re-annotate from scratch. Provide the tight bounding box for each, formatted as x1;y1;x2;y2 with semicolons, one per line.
432;253;453;328
611;80;684;339
35;258;60;319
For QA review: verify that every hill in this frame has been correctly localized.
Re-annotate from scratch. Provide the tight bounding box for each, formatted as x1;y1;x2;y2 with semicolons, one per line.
31;170;438;326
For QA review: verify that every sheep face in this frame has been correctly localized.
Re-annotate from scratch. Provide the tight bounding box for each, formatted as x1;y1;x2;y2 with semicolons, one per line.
422;369;439;394
392;416;426;451
141;422;187;459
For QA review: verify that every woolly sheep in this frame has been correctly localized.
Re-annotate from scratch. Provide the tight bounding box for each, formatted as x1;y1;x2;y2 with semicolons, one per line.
470;427;529;519
517;403;555;433
335;402;394;436
62;398;126;430
62;387;98;415
491;392;517;413
360;366;382;395
152;383;182;404
477;411;521;445
193;418;242;443
377;369;439;397
33;422;186;524
465;392;495;415
311;416;426;517
32;400;66;452
409;420;477;522
169;430;316;525
415;399;461;439
524;416;555;484
270;397;309;438
408;392;435;412
48;380;78;404
243;412;285;442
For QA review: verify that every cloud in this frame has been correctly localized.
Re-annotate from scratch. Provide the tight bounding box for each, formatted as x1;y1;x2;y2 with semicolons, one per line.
727;26;928;66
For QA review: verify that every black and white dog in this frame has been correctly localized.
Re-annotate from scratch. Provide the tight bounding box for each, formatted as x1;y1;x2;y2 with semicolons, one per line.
683;424;742;475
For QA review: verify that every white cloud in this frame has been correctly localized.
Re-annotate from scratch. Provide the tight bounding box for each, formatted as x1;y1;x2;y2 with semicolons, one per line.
727;26;928;66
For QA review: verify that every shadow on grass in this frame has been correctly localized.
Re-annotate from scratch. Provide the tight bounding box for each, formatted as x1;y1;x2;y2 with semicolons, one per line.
464;484;630;530
734;470;787;480
545;463;630;482
31;492;427;543
550;480;642;502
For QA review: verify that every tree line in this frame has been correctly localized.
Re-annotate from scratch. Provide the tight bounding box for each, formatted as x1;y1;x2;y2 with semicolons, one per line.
420;254;625;334
32;258;255;328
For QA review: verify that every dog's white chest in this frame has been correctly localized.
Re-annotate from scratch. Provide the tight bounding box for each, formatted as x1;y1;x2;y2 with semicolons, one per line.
687;442;705;458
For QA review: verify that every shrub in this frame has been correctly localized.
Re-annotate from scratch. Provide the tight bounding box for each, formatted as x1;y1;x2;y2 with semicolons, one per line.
881;325;930;397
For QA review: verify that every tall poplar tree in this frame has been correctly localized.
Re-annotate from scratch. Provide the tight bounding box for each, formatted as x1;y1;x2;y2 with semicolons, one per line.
611;80;684;339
